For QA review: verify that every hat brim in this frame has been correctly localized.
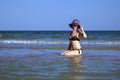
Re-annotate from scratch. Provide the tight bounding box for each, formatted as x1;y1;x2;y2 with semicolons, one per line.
69;23;80;29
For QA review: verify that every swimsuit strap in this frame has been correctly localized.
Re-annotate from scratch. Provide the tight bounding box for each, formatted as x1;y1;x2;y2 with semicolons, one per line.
70;31;78;38
69;32;80;41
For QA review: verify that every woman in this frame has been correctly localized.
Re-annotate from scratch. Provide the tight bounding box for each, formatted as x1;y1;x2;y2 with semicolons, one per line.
61;19;87;57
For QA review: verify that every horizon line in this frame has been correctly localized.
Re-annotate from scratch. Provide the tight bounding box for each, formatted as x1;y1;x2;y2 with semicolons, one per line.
0;29;120;31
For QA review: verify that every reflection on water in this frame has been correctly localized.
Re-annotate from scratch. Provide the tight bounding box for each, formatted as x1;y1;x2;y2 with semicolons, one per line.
0;49;120;80
65;56;83;80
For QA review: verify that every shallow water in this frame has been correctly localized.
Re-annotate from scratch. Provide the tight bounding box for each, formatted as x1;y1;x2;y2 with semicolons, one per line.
0;49;120;80
0;31;120;80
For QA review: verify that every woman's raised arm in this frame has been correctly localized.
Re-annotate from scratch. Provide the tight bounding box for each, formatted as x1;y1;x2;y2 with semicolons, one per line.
80;25;87;39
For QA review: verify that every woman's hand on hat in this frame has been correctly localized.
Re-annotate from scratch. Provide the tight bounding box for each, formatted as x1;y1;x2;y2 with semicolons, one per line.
80;25;84;30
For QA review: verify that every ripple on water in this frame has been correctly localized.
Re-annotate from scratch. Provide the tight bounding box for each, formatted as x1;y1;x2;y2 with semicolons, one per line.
0;50;120;80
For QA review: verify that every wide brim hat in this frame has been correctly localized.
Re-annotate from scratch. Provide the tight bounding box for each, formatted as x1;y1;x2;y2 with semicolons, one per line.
69;19;80;29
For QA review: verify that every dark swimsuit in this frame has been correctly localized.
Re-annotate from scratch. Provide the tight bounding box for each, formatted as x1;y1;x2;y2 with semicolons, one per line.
69;35;82;54
69;36;80;41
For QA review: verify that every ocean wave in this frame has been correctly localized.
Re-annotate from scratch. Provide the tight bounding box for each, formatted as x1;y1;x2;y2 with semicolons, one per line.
0;40;68;44
0;40;120;45
81;41;120;45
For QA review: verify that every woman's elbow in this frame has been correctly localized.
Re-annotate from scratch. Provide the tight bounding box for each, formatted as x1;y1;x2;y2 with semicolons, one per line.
83;35;87;39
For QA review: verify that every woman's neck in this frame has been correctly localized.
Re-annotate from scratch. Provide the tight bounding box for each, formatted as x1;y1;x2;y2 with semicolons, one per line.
73;28;77;32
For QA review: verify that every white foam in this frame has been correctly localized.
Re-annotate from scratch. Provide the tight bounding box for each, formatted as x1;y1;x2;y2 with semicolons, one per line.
0;40;68;44
0;40;120;45
81;41;120;45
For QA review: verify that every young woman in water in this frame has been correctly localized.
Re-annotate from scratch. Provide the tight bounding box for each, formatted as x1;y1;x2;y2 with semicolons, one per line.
61;19;87;57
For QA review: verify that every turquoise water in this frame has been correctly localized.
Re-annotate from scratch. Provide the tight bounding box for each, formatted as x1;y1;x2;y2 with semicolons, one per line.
0;31;120;80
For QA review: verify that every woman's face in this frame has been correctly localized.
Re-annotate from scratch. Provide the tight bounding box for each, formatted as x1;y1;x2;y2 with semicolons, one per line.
72;25;78;29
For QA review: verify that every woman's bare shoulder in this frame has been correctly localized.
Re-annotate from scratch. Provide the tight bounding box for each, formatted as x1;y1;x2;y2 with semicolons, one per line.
77;30;82;34
77;30;83;37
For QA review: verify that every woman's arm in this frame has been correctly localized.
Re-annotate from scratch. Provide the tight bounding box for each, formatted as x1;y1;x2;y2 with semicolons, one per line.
67;42;71;50
80;25;87;38
67;32;72;50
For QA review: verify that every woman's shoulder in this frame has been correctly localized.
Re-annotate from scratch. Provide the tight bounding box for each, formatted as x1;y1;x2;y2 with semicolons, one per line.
77;30;81;33
77;30;83;36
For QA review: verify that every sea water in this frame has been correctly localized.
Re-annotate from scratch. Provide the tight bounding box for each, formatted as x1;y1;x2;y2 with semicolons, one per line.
0;31;120;50
0;30;120;80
